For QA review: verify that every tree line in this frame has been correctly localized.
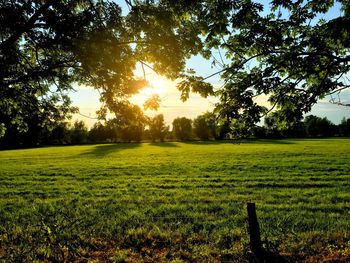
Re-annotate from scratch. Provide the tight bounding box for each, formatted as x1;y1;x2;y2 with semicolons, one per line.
1;112;349;148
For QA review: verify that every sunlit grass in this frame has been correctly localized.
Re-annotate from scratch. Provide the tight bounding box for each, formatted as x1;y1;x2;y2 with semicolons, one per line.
0;139;350;261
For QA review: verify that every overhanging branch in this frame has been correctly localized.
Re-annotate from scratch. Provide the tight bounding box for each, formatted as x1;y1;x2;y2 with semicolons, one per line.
0;0;54;51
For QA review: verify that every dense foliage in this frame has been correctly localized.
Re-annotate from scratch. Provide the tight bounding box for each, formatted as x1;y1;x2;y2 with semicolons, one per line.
148;114;169;142
170;0;350;135
0;0;205;141
172;117;193;141
1;113;349;148
1;0;349;143
193;112;218;140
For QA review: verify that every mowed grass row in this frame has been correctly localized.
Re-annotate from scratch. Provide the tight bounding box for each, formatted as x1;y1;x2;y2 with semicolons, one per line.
0;139;350;261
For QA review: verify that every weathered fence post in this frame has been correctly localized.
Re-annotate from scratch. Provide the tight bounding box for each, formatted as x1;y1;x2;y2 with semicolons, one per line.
247;202;263;260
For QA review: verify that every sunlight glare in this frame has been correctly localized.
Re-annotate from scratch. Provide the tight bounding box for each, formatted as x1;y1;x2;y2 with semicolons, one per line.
130;76;172;111
139;79;167;96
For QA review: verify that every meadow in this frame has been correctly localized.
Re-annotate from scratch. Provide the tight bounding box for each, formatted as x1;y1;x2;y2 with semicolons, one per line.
0;139;350;262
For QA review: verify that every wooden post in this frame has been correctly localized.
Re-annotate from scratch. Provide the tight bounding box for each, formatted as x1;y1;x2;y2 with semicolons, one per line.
247;202;263;259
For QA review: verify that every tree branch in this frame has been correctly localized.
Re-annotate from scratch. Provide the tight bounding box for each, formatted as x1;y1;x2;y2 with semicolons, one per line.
326;85;350;96
124;0;134;11
0;0;54;51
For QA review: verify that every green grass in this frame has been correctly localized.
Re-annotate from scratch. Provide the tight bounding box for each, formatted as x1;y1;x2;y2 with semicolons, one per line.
1;139;350;261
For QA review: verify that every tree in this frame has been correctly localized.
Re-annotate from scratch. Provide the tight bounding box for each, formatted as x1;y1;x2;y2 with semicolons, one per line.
263;112;305;138
0;100;73;147
193;114;210;140
149;114;169;142
3;0;350;141
70;120;88;144
0;0;205;142
47;122;71;145
169;0;350;135
304;115;336;137
88;122;117;143
172;117;192;141
193;112;218;140
339;117;350;136
108;101;146;142
264;113;282;138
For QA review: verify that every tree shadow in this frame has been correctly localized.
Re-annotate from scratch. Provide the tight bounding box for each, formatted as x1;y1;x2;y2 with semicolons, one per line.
79;143;141;157
242;139;296;145
258;252;301;263
182;140;230;145
183;139;295;145
149;142;179;147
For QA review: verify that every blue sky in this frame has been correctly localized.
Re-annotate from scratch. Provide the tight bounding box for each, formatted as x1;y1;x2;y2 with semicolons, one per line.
70;0;350;127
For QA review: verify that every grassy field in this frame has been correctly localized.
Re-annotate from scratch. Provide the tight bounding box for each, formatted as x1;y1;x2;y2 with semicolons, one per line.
0;139;350;262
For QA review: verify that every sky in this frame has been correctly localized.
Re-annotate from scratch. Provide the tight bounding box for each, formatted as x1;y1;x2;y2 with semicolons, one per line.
70;0;350;127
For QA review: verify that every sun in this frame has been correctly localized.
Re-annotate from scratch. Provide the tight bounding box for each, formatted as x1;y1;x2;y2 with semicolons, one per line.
139;79;167;96
130;77;169;109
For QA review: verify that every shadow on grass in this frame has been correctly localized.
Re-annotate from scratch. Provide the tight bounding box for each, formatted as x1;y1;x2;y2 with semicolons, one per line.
183;139;296;145
149;142;179;147
260;251;304;263
80;143;141;157
241;139;296;145
182;140;230;145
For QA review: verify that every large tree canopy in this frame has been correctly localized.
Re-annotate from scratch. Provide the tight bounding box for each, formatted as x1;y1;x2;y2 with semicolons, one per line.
1;0;349;141
168;0;350;135
0;0;204;141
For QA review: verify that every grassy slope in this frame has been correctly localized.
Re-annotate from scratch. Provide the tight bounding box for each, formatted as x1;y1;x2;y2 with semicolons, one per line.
0;139;350;261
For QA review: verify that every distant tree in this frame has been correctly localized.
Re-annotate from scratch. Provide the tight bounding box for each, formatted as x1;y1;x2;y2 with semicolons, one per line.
70;121;88;144
48;122;71;145
89;122;105;143
229;118;256;139
204;112;220;139
216;120;231;140
264;113;282;138
172;117;192;141
120;124;144;143
304;115;336;137
252;125;267;139
338;117;350;136
104;120;120;142
193;114;210;140
149;114;169;142
263;112;306;138
109;101;146;142
193;112;218;140
0;107;73;148
88;122;117;143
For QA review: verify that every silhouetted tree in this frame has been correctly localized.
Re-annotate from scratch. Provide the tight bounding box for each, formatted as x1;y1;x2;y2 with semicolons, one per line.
1;0;209;142
264;113;282;138
304;115;336;137
193;112;219;140
88;122;117;143
172;117;192;141
193;114;210;140
48;122;71;145
172;1;350;135
252;125;267;139
339;117;350;136
70;121;88;144
263;112;305;138
3;0;349;142
109;102;146;142
0;109;72;148
149;114;169;142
